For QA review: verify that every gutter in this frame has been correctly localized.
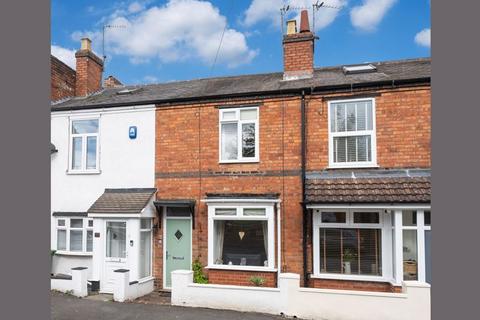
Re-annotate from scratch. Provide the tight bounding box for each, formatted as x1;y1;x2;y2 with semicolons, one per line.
51;77;430;112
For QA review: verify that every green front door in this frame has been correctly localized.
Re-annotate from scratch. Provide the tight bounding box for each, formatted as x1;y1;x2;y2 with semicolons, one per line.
165;218;191;287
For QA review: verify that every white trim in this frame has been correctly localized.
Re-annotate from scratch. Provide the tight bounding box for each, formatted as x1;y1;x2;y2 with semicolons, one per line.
393;210;404;285
218;106;260;163
54;251;93;257
88;213;142;218
416;210;426;283
68;115;100;173
51;104;156;117
327;97;377;168
203;198;281;204
55;217;93;254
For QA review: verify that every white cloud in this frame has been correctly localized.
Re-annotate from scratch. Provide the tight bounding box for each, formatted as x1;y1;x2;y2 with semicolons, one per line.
415;28;430;47
350;0;397;31
74;0;257;68
51;45;76;70
243;0;346;31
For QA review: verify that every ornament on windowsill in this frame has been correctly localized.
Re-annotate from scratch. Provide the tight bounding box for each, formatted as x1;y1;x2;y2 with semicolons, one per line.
238;231;245;240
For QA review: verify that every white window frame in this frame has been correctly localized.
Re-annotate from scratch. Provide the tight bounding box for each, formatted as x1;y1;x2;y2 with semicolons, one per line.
55;217;94;255
394;210;431;284
139;218;153;279
312;209;393;282
328;98;377;168
68;115;101;174
207;203;275;272
218;107;260;163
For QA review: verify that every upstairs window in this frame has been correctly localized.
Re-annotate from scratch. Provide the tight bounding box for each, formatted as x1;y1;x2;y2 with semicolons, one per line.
70;118;99;172
219;107;259;162
328;99;376;168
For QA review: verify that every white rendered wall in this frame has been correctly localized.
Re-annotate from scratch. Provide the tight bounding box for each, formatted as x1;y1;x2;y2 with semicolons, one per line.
50;105;156;277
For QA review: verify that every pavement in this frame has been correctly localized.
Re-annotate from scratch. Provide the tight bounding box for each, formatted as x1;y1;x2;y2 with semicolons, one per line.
51;291;287;320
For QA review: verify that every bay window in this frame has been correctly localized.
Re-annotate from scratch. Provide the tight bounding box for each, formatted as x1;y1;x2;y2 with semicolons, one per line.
219;107;259;162
56;217;93;254
328;98;376;168
69;118;99;172
314;211;385;277
208;204;275;270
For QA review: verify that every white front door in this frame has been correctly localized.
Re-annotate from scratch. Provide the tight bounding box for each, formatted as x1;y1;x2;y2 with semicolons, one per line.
101;220;128;293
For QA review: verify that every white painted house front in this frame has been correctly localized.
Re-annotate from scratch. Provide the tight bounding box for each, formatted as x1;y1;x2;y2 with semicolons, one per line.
50;104;156;292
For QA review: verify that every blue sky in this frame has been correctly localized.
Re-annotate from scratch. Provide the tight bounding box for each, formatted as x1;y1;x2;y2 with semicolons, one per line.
51;0;430;85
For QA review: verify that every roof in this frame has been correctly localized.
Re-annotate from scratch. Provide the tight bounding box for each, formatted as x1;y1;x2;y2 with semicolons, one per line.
88;188;156;214
52;57;430;111
305;169;431;204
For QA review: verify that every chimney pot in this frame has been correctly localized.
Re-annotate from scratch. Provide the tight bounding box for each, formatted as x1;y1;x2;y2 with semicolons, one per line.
80;38;92;51
299;10;310;33
286;20;297;35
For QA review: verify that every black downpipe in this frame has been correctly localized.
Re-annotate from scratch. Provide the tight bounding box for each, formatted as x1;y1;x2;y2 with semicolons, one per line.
300;90;308;286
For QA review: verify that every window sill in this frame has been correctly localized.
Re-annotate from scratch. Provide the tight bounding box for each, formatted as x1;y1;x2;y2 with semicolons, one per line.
206;265;277;273
66;169;101;175
54;251;93;257
138;276;155;284
310;273;387;283
219;160;260;164
327;164;379;170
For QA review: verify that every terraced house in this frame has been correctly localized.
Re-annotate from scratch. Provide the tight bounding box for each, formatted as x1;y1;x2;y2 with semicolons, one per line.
51;10;431;320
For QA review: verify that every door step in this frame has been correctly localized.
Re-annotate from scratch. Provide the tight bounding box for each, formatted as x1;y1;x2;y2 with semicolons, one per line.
155;289;171;297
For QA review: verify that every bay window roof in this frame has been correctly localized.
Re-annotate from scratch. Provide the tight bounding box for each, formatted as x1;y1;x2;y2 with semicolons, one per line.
306;169;431;204
88;188;157;214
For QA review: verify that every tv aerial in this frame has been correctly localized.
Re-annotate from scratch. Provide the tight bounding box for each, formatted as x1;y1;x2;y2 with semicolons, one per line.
102;24;126;63
280;1;343;34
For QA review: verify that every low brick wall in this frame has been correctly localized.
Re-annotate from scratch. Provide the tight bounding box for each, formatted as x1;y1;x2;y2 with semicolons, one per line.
207;269;277;287
310;278;402;293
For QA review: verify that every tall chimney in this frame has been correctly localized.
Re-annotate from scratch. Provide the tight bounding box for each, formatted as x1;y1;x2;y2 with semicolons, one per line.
282;10;315;81
75;38;104;96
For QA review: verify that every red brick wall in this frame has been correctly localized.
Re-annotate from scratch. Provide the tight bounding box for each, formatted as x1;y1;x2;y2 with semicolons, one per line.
208;269;277;287
75;51;103;96
306;86;431;170
283;33;314;75
51;55;76;101
310;278;402;293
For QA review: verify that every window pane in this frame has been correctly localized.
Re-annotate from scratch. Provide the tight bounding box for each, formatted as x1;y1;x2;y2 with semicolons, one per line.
70;219;83;228
221;123;238;160
330;104;336;132
72;137;82;169
347;136;357;162
321;212;346;223
240;109;257;120
57;219;65;227
86;136;97;169
215;208;236;216
57;230;66;250
72;119;98;134
141;219;152;229
167;207;191;217
425;230;432;284
354;212;380;224
357;102;367;130
403;230;418;280
88;220;94;227
366;101;373;130
335;104;345;132
243;208;266;216
402;211;417;226
334;137;346;162
346;103;356;131
424;211;431;226
357;136;368;162
214;220;268;267
242;123;255;158
139;231;152;278
86;230;93;252
222;111;236;121
319;228;381;276
106;222;126;258
70;230;83;252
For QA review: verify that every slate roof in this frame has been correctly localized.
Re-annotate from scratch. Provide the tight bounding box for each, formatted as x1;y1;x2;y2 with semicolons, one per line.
305;169;431;204
51;57;430;111
88;188;157;214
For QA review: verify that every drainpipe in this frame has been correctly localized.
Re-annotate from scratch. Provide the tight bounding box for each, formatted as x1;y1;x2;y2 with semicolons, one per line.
301;90;308;287
276;202;281;285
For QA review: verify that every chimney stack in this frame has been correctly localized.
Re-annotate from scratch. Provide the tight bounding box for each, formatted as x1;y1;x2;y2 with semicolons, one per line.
282;10;315;81
104;75;124;88
75;38;104;96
